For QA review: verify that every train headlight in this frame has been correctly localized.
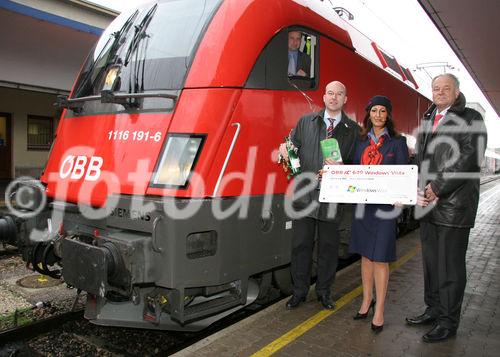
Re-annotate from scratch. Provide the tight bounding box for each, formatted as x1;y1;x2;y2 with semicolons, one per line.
103;64;121;92
150;134;205;188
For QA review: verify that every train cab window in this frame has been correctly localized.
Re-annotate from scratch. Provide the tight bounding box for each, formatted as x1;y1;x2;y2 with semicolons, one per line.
68;0;222;116
246;28;318;91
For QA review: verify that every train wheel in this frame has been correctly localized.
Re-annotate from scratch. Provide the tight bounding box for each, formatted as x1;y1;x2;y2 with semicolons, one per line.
272;266;293;296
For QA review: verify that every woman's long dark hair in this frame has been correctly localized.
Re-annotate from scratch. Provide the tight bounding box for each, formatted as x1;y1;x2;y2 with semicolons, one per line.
359;109;399;140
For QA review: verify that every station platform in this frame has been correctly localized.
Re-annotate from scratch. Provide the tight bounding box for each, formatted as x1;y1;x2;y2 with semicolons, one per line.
174;179;500;357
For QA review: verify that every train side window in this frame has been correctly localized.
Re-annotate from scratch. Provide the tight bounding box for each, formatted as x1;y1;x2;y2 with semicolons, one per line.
245;28;318;90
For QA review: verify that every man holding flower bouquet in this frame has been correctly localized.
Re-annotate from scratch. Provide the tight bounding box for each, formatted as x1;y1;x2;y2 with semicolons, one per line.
279;81;359;310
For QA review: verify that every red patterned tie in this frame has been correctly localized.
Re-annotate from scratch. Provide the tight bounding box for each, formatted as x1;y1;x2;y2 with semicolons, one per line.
432;113;443;132
327;118;334;138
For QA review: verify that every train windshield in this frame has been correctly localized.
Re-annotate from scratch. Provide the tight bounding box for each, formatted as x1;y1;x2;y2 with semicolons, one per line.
69;0;221;114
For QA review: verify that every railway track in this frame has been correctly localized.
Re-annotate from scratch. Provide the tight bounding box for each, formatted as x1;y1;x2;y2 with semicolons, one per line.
0;290;284;357
0;245;18;260
0;310;84;353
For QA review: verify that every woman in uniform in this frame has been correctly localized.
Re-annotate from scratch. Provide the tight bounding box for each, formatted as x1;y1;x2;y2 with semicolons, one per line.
349;95;409;333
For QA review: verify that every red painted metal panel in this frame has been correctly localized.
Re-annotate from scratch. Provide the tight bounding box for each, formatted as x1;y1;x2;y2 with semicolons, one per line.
185;0;353;88
146;88;242;198
42;112;172;206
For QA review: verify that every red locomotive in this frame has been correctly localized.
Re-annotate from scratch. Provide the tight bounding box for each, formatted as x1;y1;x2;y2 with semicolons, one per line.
0;0;430;330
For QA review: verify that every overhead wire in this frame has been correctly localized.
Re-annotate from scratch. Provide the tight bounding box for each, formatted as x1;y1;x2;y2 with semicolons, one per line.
353;0;407;45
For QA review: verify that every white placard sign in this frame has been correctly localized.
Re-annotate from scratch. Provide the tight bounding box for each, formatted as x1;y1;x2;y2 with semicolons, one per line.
319;165;418;205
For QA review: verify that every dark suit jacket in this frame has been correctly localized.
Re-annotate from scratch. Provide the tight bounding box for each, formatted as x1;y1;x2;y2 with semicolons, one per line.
296;51;311;77
291;110;359;220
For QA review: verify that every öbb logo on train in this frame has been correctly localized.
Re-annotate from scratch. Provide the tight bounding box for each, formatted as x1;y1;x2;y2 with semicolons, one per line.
59;155;104;181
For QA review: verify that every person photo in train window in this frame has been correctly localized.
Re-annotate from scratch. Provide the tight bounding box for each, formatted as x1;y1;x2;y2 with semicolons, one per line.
349;95;409;334
279;81;359;311
407;73;487;343
287;30;311;77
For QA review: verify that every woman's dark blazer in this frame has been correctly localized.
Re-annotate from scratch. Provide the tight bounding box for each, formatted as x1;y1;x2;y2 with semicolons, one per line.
349;134;409;262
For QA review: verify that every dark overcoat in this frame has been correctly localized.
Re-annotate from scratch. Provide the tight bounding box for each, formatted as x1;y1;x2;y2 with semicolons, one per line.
416;93;487;228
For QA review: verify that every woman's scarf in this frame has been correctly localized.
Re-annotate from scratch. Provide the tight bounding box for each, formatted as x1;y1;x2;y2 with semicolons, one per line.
361;136;385;165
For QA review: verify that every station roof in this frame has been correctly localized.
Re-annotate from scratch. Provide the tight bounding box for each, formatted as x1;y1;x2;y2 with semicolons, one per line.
418;0;499;116
0;0;117;93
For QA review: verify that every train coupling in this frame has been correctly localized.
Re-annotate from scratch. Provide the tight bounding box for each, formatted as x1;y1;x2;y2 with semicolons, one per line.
0;178;49;248
61;237;130;298
0;214;17;246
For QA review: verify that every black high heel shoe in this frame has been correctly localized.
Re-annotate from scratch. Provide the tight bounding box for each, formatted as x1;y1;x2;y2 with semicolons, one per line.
353;300;376;320
371;322;384;333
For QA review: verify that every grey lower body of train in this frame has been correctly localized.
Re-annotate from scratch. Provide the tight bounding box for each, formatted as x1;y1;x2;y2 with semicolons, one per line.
0;180;361;330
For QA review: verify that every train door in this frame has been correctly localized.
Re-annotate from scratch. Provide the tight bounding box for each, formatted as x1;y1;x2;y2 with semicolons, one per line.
0;113;12;180
236;26;322;192
211;26;322;197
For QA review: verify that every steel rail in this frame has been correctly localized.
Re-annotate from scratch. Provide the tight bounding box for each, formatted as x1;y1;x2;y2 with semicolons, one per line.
0;309;84;345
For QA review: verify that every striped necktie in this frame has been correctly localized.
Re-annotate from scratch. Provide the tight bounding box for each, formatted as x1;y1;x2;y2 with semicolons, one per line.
327;118;334;138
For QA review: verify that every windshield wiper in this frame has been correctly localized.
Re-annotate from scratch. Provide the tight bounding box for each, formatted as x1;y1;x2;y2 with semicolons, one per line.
56;5;173;113
93;4;159;108
56;92;178;114
125;4;158;97
71;10;139;101
124;4;157;67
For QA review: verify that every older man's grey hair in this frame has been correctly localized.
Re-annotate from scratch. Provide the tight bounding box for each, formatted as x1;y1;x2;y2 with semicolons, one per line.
431;73;460;89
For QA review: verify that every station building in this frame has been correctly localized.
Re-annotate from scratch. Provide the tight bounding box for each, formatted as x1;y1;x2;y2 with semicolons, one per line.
0;0;117;180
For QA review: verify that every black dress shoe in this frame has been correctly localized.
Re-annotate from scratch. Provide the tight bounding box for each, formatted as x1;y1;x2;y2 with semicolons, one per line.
286;295;306;310
371;322;384;334
353;300;376;320
405;312;436;326
422;324;456;343
317;295;335;310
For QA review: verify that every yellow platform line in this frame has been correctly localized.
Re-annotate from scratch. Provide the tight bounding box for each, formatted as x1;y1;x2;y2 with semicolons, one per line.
251;244;421;357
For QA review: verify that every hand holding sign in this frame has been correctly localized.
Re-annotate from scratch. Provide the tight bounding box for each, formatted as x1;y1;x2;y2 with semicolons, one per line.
319;165;418;205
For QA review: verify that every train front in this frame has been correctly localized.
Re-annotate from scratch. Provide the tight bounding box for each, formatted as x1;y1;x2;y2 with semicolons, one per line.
0;0;278;331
